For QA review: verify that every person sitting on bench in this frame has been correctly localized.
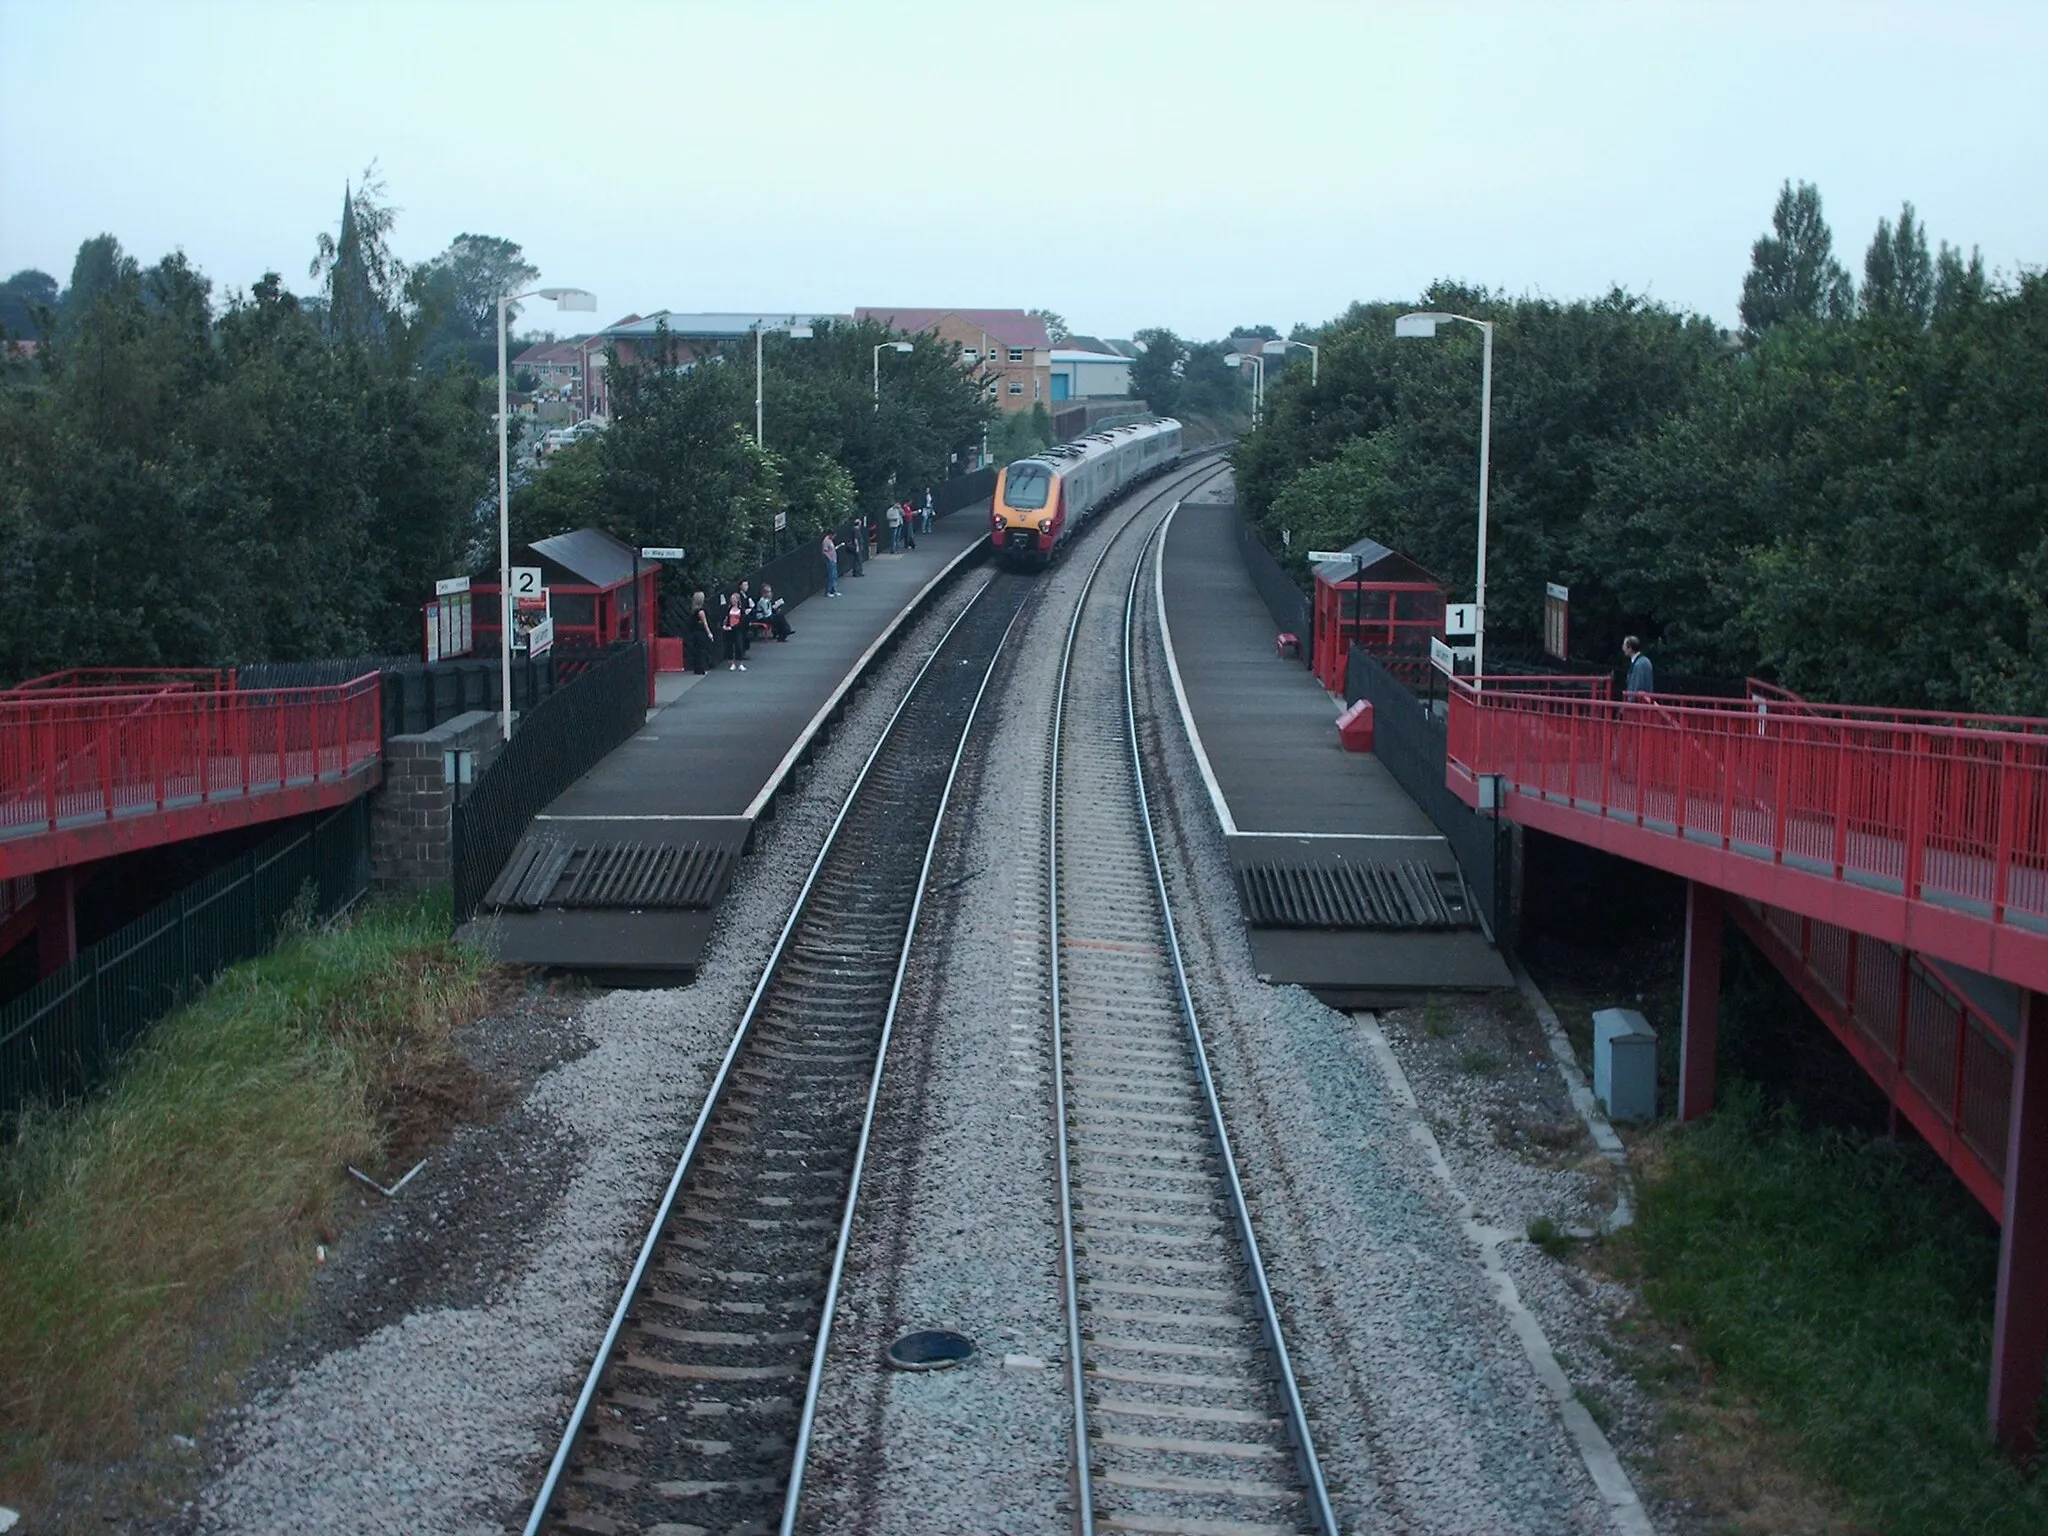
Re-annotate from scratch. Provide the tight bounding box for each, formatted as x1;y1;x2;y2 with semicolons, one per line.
753;584;793;641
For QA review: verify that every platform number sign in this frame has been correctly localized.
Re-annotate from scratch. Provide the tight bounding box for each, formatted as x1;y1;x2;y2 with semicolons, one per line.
1544;582;1570;661
510;567;544;601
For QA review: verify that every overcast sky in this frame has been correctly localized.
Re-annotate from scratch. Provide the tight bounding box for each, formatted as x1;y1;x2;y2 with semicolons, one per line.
3;0;2043;340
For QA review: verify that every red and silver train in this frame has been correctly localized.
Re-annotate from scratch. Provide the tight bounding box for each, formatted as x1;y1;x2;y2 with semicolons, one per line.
988;417;1183;566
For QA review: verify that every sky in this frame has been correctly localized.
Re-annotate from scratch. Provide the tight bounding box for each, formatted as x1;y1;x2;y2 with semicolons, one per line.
2;0;2044;341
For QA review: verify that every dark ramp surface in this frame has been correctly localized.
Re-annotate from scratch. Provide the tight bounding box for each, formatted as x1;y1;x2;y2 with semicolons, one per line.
465;510;990;976
1158;492;1510;1002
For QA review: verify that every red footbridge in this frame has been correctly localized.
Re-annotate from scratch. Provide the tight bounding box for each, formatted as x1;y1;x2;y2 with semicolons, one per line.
0;669;381;968
1446;673;2048;1454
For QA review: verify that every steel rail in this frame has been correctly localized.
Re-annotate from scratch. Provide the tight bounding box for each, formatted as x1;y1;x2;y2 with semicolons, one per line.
776;591;1029;1533
1122;506;1342;1533
521;578;1005;1536
1044;467;1213;1533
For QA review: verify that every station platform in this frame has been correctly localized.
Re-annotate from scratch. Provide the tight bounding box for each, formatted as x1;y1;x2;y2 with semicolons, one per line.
465;509;990;980
1157;488;1511;1004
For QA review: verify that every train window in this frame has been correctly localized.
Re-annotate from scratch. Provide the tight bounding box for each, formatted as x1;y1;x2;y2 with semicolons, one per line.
1005;462;1053;509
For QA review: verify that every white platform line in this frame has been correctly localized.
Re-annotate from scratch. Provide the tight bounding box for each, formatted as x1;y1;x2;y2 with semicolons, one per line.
1152;501;1238;837
741;528;991;824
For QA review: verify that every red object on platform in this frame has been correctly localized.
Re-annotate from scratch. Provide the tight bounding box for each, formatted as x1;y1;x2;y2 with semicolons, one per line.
655;637;684;672
1275;632;1300;659
1336;699;1374;752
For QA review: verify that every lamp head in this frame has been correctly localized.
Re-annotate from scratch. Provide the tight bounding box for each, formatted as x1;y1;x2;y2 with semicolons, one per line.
1223;352;1243;368
539;287;597;312
1261;338;1290;356
789;325;815;340
890;341;913;353
1394;311;1451;339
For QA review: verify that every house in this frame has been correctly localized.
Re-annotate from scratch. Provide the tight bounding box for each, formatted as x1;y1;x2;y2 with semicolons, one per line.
510;337;588;397
855;307;1051;413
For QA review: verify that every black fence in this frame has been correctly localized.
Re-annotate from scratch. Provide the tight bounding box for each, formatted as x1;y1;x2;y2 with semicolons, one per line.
1345;645;1511;946
451;641;648;922
0;798;371;1127
237;653;564;739
1233;507;1315;665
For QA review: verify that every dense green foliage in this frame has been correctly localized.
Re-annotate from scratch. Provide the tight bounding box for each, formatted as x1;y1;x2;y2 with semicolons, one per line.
1635;1086;2046;1534
1236;182;2046;711
509;317;991;595
0;231;494;677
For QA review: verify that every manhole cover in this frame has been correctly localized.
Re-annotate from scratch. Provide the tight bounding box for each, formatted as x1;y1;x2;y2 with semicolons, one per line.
885;1329;976;1371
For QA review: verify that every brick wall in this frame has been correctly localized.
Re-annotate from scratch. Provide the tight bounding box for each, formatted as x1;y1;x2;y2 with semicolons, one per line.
370;710;505;894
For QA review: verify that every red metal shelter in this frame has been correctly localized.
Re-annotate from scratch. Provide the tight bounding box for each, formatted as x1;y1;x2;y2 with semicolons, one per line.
470;528;662;659
1310;540;1445;694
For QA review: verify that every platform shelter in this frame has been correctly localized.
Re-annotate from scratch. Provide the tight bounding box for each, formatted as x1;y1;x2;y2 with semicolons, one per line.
470;528;662;659
1310;538;1444;695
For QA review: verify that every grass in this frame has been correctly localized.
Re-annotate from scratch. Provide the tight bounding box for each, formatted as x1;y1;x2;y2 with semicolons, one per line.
1527;1214;1574;1260
1457;1047;1502;1076
1631;1082;2048;1536
0;893;489;1502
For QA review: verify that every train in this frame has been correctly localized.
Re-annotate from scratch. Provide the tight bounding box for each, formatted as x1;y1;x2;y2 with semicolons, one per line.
988;416;1183;566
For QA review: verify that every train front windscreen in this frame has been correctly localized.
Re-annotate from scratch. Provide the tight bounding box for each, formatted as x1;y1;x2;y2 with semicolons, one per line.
1004;462;1053;510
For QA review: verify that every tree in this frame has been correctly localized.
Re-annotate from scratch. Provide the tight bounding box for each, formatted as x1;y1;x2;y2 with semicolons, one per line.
1862;202;1933;326
1130;327;1187;416
1231;323;1281;341
61;235;137;332
0;269;59;339
1028;308;1068;343
1739;180;1856;337
1934;241;1989;320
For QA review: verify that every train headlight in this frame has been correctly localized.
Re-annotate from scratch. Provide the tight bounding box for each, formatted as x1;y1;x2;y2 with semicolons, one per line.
1037;518;1052;532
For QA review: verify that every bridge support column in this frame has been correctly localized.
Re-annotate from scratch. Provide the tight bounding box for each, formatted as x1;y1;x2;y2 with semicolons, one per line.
36;864;80;979
1991;987;2048;1458
1679;881;1722;1122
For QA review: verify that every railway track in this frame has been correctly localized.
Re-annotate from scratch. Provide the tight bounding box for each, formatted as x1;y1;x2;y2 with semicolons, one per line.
524;572;1029;1536
1049;497;1340;1535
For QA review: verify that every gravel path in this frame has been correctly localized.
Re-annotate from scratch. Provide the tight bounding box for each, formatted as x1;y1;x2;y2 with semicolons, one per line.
1129;500;1637;1534
190;572;991;1536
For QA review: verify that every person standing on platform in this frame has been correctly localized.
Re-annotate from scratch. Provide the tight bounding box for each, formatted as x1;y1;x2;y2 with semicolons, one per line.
736;580;756;659
901;500;916;551
921;488;934;534
885;501;903;553
848;515;866;576
723;594;748;671
688;591;714;673
822;532;840;596
1622;636;1655;699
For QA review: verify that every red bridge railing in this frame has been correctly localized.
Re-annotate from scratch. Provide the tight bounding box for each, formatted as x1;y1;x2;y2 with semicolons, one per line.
0;674;383;842
1447;676;2048;987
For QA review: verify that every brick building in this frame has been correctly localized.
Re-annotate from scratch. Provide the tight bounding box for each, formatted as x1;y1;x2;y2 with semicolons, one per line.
855;308;1052;413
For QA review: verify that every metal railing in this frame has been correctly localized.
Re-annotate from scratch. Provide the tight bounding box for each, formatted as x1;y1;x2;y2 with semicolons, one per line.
0;675;383;840
1446;677;2048;937
451;642;647;922
0;798;371;1125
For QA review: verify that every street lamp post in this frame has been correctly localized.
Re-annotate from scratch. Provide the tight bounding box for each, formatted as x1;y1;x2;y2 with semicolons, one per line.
1261;336;1320;386
1395;310;1494;681
873;340;913;411
754;318;815;447
1222;350;1266;428
499;284;596;742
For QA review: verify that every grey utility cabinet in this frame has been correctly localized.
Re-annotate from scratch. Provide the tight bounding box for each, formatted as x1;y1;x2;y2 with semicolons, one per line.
1593;1008;1658;1123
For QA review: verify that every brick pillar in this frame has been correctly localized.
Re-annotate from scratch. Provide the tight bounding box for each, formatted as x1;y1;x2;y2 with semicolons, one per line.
1679;881;1722;1122
1991;987;2048;1458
